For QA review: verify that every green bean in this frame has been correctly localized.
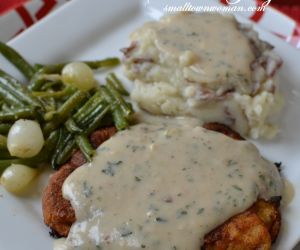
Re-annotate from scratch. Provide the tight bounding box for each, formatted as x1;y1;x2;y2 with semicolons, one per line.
0;155;50;172
100;86;129;130
65;118;82;133
0;68;24;90
82;103;124;130
52;133;76;169
0;42;35;79
56;99;108;166
44;111;56;121
34;129;60;162
0;159;12;172
38;97;54;113
105;81;132;117
37;74;61;82
28;74;62;92
84;58;120;69
43;90;87;136
0;159;30;173
106;73;129;96
0;69;43;108
1;103;11;112
40;81;63;91
28;73;45;91
0;86;24;107
0;123;11;134
111;109;129;130
53;103;111;168
29;65;64;91
0;134;7;149
0;108;36;122
100;85;115;104
44;97;56;112
36;64;65;75
78;101;108;127
75;134;94;162
85;104;111;134
34;64;43;71
56;139;76;167
73;91;102;122
30;74;62;90
49;97;56;110
0;69;24;91
50;128;69;168
0;149;13;159
0;159;13;172
32;86;75;99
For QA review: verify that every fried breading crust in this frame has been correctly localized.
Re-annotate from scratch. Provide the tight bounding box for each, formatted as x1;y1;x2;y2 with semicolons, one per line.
250;198;281;243
202;199;281;250
42;163;77;237
42;127;117;237
203;211;271;250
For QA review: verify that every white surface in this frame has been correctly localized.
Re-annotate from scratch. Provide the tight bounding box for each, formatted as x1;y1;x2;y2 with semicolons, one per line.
0;0;300;249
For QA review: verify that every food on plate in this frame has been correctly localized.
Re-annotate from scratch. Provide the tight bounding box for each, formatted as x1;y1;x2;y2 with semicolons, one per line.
0;13;286;249
43;126;117;237
7;119;44;158
0;41;132;193
62;62;96;91
0;163;38;194
122;12;283;139
203;122;244;141
50;123;282;249
203;198;281;249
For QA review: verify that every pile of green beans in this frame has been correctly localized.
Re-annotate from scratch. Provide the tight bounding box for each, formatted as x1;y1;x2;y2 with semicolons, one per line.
0;41;133;171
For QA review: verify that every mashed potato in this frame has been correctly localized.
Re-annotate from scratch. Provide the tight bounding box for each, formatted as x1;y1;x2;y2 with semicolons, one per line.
122;13;283;139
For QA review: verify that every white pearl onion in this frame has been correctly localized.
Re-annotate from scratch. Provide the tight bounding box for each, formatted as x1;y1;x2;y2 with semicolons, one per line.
7;119;44;158
62;62;95;91
1;164;37;194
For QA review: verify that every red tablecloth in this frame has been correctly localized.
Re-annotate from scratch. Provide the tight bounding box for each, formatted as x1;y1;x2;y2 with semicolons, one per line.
0;0;300;47
0;0;28;15
272;3;300;23
1;0;300;21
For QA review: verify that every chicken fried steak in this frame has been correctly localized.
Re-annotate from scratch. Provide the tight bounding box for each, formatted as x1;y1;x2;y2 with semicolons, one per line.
42;124;281;250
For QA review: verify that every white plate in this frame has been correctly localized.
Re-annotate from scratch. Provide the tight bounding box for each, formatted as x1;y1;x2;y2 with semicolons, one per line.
1;0;300;249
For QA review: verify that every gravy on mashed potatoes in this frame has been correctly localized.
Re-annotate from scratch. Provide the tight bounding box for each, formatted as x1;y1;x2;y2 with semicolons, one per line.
122;13;283;139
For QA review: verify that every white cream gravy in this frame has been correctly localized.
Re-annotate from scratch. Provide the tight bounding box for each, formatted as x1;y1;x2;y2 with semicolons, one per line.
55;124;282;250
148;13;255;93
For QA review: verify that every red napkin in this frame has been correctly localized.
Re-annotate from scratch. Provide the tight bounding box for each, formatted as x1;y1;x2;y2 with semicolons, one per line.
0;0;28;15
271;3;300;23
